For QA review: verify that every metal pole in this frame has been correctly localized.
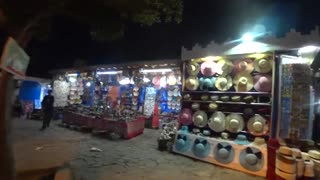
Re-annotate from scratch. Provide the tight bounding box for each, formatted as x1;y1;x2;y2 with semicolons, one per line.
271;52;281;139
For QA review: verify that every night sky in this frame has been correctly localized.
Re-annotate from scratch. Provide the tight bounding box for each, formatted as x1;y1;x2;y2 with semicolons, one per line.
26;0;320;78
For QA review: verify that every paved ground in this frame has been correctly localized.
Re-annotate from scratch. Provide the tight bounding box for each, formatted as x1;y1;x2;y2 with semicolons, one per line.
13;118;264;180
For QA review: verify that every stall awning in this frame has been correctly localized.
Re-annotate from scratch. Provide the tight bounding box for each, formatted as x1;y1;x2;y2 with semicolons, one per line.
19;80;42;101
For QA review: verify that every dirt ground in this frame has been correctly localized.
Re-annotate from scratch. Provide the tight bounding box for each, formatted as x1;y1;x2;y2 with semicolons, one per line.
13;118;264;180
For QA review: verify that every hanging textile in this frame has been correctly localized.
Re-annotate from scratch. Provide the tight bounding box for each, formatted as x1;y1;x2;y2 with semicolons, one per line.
143;87;157;116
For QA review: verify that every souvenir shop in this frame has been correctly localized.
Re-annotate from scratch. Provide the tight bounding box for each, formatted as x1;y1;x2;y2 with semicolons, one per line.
52;60;182;139
173;28;320;180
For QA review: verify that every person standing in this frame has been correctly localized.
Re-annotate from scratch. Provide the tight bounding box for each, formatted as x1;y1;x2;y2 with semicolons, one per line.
40;90;54;130
21;100;34;119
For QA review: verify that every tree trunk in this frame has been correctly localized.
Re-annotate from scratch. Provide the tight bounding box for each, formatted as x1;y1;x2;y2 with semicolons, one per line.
0;35;31;180
0;71;15;180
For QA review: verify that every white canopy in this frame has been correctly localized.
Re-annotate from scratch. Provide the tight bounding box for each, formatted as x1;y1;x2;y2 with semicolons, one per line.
181;26;320;60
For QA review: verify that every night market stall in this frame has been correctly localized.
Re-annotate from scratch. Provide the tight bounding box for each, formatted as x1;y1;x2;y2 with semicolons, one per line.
50;59;181;139
14;76;52;119
173;27;320;179
177;53;271;177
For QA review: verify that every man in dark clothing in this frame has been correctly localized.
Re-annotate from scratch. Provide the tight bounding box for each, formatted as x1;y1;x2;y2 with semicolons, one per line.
40;90;54;130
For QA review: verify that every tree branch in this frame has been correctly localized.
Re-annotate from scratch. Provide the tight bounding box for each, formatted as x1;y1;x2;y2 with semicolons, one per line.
17;11;52;44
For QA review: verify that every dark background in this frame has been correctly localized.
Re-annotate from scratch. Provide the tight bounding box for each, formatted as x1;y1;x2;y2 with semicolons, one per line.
26;0;320;77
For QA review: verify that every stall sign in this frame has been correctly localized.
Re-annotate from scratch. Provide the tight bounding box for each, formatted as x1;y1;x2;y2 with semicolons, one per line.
0;37;30;77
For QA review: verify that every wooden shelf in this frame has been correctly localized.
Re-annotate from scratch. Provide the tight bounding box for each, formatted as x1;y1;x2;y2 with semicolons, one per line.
187;131;270;139
187;110;271;117
183;91;271;96
220;111;271;117
183;100;271;106
237;131;270;138
158;115;179;118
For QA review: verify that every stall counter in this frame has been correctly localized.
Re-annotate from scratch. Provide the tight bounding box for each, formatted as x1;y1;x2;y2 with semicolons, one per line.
62;111;145;139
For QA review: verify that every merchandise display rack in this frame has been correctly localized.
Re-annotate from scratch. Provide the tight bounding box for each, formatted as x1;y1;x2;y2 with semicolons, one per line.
173;53;275;177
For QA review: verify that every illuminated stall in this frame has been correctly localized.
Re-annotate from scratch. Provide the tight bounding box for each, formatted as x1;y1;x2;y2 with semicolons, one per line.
50;59;181;139
174;27;320;179
15;76;52;119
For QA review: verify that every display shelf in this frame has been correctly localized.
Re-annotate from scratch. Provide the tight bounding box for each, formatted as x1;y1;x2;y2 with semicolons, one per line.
187;131;270;139
172;132;268;177
177;54;275;177
237;130;270;138
186;109;271;117
183;100;271;106
220;111;271;117
183;91;271;96
158;114;179;118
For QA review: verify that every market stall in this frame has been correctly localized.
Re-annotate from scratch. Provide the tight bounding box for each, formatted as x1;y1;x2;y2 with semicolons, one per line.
174;27;320;179
15;76;52;119
51;60;181;138
273;52;318;180
175;53;272;177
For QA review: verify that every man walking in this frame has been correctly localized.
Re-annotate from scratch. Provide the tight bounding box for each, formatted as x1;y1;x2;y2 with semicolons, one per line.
40;90;54;130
